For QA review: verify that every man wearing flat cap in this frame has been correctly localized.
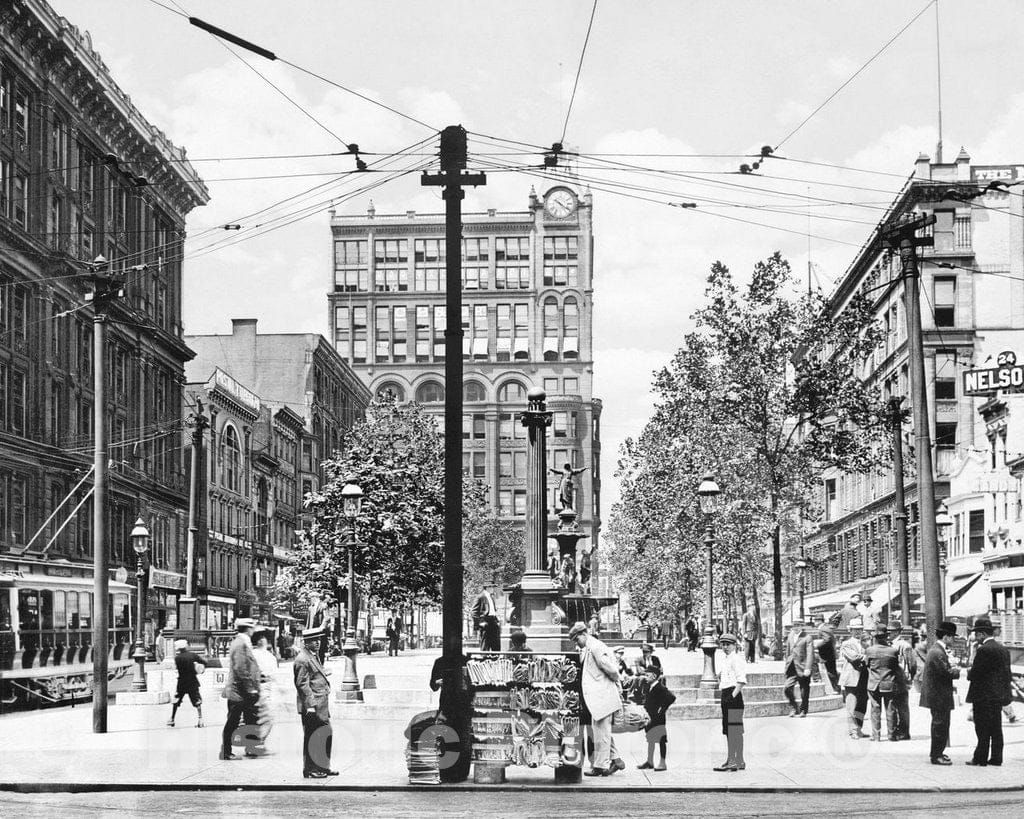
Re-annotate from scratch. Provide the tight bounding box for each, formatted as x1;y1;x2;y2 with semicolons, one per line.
293;627;337;778
966;617;1013;766
569;621;624;777
919;621;960;765
220;618;261;760
167;638;205;728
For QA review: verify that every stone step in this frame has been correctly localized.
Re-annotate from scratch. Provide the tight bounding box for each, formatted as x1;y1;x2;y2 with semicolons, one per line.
332;702;431;721
667;694;844;720
663;672;792;688
666;682;830;703
362;673;427;691
362;688;438;707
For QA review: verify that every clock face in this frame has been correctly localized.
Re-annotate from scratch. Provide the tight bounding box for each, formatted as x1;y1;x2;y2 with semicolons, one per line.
545;189;576;218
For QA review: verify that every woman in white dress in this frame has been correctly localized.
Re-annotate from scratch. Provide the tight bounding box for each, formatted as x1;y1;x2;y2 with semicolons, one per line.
252;631;280;753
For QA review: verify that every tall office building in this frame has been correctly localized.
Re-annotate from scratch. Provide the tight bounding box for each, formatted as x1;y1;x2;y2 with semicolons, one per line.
1;0;208;633
327;185;603;557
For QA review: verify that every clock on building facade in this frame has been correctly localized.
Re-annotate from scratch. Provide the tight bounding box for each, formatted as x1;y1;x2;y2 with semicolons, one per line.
543;187;577;219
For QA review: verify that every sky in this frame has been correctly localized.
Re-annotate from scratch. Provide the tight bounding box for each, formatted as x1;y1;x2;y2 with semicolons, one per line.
49;0;1024;519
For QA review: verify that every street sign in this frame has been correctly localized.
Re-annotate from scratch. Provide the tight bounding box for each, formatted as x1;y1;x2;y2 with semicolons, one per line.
963;351;1024;395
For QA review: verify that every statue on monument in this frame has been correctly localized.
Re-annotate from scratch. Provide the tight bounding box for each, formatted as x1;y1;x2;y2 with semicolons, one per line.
549;462;588;512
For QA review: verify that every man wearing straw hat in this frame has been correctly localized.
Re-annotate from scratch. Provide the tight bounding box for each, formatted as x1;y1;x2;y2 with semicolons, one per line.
220;617;261;760
293;625;338;778
570;621;624;777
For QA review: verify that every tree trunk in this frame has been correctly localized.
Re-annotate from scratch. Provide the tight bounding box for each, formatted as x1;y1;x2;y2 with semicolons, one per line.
772;519;783;660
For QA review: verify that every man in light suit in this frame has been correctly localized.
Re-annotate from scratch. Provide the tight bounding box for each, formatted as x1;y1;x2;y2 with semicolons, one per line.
220;618;261;760
471;582;501;651
838;617;868;738
570;621;624;777
966;617;1013;767
919;620;960;765
293;626;338;779
783;621;815;717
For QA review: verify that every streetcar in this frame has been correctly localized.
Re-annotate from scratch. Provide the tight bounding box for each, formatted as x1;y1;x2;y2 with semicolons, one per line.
0;564;136;709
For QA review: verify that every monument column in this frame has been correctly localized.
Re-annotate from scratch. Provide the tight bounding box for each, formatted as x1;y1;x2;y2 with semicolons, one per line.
521;388;552;579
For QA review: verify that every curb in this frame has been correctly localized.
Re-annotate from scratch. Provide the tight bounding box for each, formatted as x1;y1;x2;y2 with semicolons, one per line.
3;782;1024;795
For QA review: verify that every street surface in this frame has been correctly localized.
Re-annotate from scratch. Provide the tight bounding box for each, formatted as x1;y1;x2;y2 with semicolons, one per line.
1;790;1023;818
1;647;1020;809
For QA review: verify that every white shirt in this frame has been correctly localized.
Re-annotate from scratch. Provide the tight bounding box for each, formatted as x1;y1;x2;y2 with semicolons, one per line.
718;650;747;691
483;591;495;617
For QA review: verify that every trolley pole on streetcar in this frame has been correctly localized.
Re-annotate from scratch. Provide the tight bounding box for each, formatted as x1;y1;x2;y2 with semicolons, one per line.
88;256;123;733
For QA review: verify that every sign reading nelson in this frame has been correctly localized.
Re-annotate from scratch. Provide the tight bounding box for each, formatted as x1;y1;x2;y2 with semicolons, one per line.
963;350;1024;395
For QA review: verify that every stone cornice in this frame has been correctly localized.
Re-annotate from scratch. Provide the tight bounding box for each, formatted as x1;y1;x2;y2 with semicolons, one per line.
6;0;210;215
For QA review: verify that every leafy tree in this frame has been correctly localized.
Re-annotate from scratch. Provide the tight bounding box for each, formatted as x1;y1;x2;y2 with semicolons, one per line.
271;395;523;619
608;253;886;656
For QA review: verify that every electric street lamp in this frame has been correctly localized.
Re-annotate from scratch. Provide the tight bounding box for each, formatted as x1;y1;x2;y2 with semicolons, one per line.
129;517;150;692
795;558;808;623
339;480;364;702
935;501;953;618
697;472;721;698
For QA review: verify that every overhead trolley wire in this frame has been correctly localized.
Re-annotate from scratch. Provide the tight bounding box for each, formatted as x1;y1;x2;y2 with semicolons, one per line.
560;0;599;144
773;0;937;151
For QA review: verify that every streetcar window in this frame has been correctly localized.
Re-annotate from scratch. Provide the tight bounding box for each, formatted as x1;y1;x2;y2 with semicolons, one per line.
67;592;79;629
40;590;53;630
80;592;91;629
112;593;129;629
18;590;39;630
53;591;65;634
0;593;11;630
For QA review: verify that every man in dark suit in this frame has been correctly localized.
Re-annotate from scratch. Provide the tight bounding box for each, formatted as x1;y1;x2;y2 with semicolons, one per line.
865;624;908;741
783;621;815;717
293;626;338;779
919;620;960;765
740;605;759;663
220;618;261;760
966;617;1013;767
471;582;501;651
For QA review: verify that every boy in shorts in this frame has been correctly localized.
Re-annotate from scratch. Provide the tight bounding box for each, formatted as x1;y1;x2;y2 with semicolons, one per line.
168;638;206;727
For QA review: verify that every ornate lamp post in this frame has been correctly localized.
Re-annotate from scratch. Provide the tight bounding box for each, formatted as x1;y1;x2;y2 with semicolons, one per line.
338;480;364;702
935;501;953;619
129;517;150;692
697;472;721;698
795;558;808;623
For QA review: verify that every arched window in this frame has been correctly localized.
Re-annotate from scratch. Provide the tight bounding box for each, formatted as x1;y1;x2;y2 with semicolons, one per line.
497;380;528;403
543;297;559;361
416;380;445;403
563;297;579;360
464;381;487;402
376;382;406;402
224;426;241;492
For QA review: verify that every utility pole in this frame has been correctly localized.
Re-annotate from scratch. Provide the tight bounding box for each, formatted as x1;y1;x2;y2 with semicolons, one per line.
884;213;942;641
421;126;485;663
184;400;207;605
421;126;484;783
888;396;912;624
86;256;123;733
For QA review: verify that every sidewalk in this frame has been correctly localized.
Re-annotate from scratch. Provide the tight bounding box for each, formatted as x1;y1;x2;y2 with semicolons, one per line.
0;647;1020;792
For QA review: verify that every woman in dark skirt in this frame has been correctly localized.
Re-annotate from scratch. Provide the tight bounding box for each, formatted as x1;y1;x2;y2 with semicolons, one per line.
714;633;747;771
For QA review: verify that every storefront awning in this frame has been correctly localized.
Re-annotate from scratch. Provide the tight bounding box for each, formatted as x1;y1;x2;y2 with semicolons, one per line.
805;586;861;612
986;567;1024;587
947;575;991;618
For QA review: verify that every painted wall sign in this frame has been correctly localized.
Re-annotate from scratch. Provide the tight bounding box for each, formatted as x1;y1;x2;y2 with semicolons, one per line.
963;351;1024;395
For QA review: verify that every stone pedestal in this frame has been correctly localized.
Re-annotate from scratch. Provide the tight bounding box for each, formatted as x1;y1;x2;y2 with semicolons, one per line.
517;572;569;653
115;690;171;705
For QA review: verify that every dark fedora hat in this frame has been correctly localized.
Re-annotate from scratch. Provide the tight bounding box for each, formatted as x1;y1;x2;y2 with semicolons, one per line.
936;621;958;637
970;617;996;633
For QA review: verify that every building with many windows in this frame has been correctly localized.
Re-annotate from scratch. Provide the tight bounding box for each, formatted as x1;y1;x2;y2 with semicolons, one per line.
799;150;1024;629
184;319;371;627
0;1;207;632
327;186;603;557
